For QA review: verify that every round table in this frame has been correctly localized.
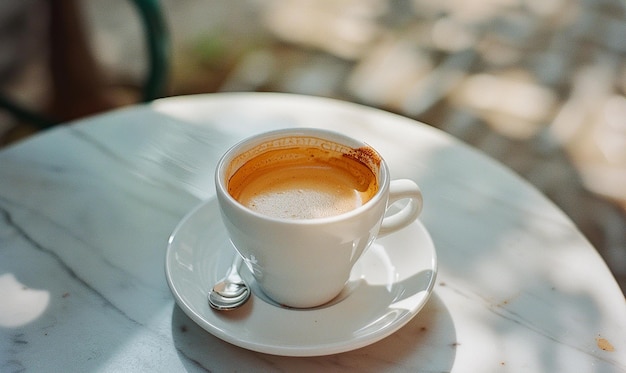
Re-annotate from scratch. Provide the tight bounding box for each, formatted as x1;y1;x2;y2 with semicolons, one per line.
1;93;624;372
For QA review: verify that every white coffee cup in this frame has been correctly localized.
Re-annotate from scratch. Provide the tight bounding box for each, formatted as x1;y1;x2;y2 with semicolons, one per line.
215;128;423;308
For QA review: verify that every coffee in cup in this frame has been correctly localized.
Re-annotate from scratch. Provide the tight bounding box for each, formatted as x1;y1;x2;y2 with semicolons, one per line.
227;145;378;219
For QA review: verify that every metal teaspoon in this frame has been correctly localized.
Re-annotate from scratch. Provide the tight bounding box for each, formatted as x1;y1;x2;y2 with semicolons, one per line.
208;253;250;310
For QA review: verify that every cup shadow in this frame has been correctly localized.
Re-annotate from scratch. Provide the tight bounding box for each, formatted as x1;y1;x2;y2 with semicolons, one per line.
170;291;456;372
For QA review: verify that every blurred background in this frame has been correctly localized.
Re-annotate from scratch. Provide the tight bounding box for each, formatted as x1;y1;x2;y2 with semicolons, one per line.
0;0;624;293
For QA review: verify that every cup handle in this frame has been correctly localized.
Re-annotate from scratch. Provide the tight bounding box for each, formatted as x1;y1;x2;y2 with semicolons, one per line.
378;179;423;237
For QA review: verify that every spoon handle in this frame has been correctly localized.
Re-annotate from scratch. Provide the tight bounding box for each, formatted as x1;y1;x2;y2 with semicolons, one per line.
224;254;245;289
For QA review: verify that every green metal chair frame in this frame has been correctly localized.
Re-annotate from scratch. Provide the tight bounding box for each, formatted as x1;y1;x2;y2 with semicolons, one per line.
0;0;169;129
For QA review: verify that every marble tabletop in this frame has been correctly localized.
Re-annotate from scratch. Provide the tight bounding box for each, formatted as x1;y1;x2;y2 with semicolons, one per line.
1;93;624;372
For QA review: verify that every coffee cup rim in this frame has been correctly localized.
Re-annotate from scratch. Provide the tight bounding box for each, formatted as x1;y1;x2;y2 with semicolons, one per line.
215;128;390;224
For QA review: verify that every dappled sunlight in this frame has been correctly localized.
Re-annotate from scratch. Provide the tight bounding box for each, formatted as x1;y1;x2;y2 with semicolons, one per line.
431;17;477;52
0;273;50;328
598;95;626;164
454;73;557;139
262;0;384;59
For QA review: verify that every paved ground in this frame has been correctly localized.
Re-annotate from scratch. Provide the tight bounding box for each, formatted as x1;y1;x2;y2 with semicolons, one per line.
1;0;625;293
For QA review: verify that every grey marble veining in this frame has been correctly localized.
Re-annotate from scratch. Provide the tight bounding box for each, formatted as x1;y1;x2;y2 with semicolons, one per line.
1;93;624;372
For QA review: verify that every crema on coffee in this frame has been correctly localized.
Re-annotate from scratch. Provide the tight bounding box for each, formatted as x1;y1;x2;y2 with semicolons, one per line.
228;146;378;219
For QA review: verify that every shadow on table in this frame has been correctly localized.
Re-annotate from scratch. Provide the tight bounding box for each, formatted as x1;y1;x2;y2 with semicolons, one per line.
415;141;624;370
170;292;455;372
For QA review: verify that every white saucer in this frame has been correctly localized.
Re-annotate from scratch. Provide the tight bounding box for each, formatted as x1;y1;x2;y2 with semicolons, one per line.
165;197;437;357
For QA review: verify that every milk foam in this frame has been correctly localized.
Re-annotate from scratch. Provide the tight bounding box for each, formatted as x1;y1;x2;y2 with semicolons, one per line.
238;165;364;219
